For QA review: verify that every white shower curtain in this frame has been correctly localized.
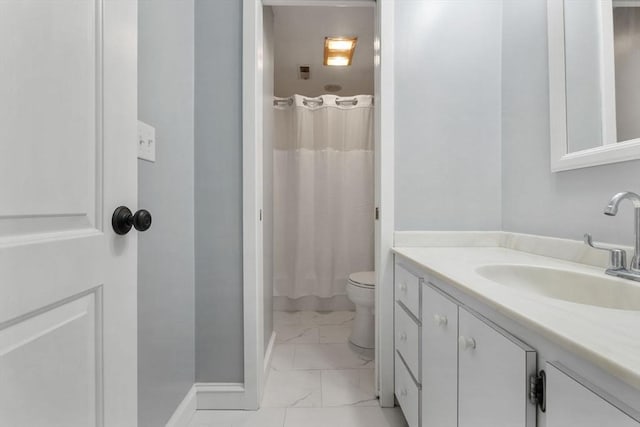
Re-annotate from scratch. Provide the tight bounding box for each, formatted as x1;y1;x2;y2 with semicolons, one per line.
273;94;374;303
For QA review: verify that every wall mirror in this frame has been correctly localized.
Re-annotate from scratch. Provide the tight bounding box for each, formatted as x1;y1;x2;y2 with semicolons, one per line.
548;0;640;172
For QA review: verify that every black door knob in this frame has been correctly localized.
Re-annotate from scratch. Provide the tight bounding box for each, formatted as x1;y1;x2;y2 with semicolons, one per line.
112;206;153;235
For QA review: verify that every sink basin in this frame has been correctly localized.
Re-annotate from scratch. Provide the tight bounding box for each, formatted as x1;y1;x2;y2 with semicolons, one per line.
475;264;640;311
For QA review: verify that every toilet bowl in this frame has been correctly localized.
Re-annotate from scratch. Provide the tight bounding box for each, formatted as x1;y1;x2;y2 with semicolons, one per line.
346;271;375;349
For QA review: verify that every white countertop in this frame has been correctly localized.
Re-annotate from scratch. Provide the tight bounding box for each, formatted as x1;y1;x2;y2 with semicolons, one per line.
393;244;640;390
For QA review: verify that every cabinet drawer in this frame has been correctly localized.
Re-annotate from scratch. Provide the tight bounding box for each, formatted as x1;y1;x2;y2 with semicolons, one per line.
395;352;420;427
395;302;420;381
395;263;421;318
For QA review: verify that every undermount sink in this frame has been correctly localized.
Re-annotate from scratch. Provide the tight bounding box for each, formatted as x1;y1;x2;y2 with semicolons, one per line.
475;264;640;311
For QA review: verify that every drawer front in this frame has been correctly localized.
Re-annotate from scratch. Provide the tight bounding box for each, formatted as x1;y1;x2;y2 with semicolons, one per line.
395;353;420;427
395;263;421;318
421;284;458;427
395;302;420;381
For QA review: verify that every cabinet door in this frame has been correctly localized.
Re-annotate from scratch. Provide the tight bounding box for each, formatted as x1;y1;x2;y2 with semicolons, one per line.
458;307;537;427
546;363;640;427
421;284;458;427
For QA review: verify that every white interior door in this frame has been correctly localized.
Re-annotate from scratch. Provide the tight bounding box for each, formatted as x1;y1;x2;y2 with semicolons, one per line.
0;1;137;426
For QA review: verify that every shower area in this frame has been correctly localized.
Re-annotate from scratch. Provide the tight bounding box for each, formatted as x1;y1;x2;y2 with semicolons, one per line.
272;94;375;312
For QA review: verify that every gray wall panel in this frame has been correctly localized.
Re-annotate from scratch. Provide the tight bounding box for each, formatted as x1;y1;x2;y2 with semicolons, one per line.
194;0;245;382
138;1;195;425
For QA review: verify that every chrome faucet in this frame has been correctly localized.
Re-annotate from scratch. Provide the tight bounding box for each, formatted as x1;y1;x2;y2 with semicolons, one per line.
584;191;640;282
604;191;640;272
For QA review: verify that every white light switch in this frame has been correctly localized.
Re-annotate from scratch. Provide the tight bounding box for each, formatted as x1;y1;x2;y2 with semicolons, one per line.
137;121;156;162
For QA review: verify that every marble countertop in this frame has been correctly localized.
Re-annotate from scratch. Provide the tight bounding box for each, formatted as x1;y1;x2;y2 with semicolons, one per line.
393;244;640;390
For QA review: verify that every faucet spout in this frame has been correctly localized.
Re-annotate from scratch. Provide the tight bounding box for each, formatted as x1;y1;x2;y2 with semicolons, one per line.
605;191;640;216
604;191;640;272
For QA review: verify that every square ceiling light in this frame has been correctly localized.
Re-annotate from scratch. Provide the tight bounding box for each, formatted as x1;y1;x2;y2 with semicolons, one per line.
324;37;357;67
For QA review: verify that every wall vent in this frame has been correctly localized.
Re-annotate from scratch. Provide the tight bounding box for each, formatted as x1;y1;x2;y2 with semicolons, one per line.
298;65;310;80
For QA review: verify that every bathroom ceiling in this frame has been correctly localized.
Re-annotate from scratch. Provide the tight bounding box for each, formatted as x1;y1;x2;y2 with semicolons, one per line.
272;6;374;98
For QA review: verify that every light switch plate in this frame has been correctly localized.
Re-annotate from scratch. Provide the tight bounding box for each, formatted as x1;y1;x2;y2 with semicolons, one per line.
137;120;156;162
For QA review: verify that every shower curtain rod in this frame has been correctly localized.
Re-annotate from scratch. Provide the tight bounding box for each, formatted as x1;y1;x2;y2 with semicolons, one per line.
273;96;373;107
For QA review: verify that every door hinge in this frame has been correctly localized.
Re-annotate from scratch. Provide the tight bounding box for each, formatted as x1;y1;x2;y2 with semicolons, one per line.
529;370;546;412
375;207;380;220
259;209;263;221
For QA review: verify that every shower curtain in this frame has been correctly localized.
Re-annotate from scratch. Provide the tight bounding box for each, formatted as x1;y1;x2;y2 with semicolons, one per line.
273;94;375;305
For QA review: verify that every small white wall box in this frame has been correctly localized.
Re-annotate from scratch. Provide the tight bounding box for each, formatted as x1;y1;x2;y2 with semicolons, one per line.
137;120;156;162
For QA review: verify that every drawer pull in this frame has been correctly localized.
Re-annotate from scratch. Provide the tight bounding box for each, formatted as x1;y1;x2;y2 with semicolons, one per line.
399;282;408;292
399;332;407;342
433;314;448;326
459;335;476;351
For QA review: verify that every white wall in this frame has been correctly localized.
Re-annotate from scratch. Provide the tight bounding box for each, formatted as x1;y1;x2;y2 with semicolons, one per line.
138;1;195;425
394;0;503;231
501;0;640;246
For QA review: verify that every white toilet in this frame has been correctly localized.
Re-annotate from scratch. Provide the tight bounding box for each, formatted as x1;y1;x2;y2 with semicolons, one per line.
346;271;375;349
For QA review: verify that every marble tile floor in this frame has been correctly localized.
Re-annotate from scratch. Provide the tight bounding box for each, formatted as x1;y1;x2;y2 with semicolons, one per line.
187;311;408;427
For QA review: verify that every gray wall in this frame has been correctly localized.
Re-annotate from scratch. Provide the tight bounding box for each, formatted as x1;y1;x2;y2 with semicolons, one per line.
194;0;244;382
138;1;195;425
394;0;503;231
263;6;275;351
501;0;640;247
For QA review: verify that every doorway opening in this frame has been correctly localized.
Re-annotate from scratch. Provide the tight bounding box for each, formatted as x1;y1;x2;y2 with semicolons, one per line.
263;3;377;408
243;0;394;409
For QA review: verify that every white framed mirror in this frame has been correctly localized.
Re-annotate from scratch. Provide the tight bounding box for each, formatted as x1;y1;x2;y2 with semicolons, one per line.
548;0;640;172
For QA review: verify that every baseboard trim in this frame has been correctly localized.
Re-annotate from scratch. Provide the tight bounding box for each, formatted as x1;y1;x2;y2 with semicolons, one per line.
165;385;197;427
165;334;278;420
195;382;247;410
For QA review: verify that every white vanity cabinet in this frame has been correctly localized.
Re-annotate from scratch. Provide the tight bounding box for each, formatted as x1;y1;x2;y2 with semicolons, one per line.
546;363;640;427
457;307;537;427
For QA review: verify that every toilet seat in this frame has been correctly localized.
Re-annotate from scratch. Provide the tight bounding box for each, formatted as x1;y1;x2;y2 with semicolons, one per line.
348;271;375;289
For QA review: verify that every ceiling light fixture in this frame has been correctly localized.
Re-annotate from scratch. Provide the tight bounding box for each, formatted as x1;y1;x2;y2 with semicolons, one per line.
324;37;357;67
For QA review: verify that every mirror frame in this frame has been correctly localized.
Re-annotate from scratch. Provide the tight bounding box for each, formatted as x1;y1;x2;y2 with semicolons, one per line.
548;0;640;172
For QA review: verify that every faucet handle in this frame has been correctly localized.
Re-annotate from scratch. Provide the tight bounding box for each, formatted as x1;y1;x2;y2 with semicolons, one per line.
584;233;627;270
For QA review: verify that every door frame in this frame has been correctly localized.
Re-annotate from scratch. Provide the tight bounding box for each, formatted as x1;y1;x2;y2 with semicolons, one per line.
242;0;395;409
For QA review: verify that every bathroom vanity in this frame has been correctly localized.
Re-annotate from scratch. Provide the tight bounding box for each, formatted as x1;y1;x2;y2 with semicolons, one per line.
392;232;640;427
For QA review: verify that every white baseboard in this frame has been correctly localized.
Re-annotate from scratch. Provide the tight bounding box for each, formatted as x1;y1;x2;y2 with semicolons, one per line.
165;334;278;421
195;383;247;410
165;385;197;427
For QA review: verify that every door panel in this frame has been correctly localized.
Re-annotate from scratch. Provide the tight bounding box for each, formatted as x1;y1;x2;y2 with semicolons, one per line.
546;363;640;427
0;293;99;427
421;284;458;427
458;307;536;427
0;0;101;238
0;0;137;425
